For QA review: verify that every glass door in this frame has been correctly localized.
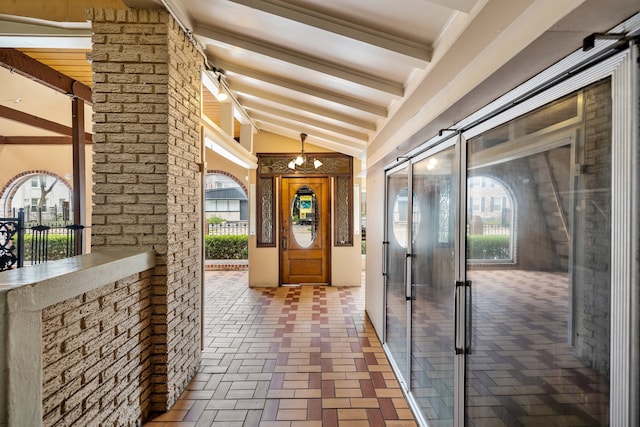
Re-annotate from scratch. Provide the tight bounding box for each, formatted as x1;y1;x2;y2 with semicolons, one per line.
410;145;458;424
385;163;410;384
385;141;460;426
384;60;635;427
464;86;611;426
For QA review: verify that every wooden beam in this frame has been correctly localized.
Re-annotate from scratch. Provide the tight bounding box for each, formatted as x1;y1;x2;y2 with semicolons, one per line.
197;24;405;96
0;136;92;144
0;48;92;104
0;105;92;142
72;97;86;253
227;0;432;62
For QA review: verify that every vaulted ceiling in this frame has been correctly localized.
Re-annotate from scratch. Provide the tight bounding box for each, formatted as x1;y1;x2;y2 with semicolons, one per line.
1;0;639;167
125;0;480;160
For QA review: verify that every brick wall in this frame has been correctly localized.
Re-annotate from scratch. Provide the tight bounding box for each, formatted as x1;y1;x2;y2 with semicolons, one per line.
88;7;202;415
573;78;612;377
164;15;203;406
41;270;152;426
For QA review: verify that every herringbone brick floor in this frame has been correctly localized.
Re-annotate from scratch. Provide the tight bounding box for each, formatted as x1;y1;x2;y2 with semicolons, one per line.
146;270;416;427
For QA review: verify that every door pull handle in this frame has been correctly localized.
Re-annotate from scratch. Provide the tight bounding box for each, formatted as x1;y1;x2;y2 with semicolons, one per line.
466;280;473;354
454;280;472;355
454;281;464;355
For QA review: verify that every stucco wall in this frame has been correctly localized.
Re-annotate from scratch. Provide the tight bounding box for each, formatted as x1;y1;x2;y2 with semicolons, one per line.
364;167;385;340
205;149;250;192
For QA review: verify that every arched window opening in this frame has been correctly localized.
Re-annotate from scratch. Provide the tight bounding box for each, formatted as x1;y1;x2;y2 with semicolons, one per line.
204;172;248;234
3;173;73;225
466;175;515;263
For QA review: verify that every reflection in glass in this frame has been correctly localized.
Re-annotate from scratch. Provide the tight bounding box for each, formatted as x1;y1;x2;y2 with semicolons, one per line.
392;188;420;248
466;175;514;261
291;186;317;248
385;167;410;383
411;148;456;424
465;82;611;425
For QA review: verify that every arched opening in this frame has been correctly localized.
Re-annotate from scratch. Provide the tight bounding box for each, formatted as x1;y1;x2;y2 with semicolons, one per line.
204;172;249;263
1;171;73;223
466;175;515;263
204;172;248;224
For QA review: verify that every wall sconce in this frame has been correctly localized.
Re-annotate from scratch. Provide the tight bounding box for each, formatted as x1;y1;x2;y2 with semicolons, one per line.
288;133;323;170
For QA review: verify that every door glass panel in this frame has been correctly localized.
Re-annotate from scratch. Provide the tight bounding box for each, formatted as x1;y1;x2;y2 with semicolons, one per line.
392;189;420;248
291;186;316;248
467;176;514;262
386;165;410;382
465;84;611;425
411;147;456;424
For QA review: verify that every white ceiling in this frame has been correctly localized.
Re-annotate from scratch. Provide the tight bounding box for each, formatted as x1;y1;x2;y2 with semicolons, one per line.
126;0;483;159
2;0;639;167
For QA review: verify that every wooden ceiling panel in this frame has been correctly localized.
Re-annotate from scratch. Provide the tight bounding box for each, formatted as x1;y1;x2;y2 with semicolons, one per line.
202;88;240;139
18;48;93;87
16;48;238;138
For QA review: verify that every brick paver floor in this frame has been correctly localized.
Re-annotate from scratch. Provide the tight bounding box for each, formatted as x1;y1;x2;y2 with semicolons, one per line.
146;270;417;427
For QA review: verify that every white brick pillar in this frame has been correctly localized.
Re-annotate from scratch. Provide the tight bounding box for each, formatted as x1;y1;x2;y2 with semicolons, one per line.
88;7;203;414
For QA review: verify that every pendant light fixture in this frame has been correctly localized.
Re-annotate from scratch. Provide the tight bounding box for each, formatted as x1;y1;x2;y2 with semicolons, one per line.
288;133;322;170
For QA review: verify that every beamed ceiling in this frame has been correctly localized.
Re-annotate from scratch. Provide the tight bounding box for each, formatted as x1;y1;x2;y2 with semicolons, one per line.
1;0;639;166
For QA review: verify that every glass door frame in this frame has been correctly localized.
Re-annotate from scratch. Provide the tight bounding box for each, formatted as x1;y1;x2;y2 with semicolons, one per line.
382;42;639;426
383;160;412;390
458;45;638;426
383;136;466;427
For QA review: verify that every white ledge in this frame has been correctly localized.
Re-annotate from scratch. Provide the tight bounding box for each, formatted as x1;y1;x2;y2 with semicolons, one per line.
0;250;156;311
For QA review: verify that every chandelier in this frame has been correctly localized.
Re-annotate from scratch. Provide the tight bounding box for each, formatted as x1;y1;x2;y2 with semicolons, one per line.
288;133;323;170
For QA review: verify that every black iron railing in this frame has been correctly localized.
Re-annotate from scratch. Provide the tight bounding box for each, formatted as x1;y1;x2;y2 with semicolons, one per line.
0;208;86;272
0;208;24;271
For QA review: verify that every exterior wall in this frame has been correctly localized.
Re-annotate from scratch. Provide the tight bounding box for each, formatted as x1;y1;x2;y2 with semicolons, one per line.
42;270;152;426
364;167;385;339
88;7;202;413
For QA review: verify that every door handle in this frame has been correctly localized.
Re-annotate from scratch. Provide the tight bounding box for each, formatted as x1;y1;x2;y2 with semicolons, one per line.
466;280;472;354
382;241;389;277
405;253;412;300
282;237;287;250
454;281;464;355
454;280;472;355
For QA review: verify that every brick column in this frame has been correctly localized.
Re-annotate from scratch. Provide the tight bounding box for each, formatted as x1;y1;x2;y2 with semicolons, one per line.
88;8;202;413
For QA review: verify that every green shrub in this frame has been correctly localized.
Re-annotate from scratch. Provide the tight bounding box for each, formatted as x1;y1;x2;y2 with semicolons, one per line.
467;235;510;260
21;234;70;261
207;216;226;225
205;235;248;259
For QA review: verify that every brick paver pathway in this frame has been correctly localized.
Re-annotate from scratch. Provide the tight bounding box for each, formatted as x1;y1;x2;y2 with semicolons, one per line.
146;270;417;427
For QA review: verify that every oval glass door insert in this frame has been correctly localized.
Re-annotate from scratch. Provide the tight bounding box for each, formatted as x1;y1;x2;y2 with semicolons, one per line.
291;186;317;248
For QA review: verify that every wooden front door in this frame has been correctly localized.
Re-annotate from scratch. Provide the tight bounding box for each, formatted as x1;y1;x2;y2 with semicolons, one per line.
280;177;330;284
